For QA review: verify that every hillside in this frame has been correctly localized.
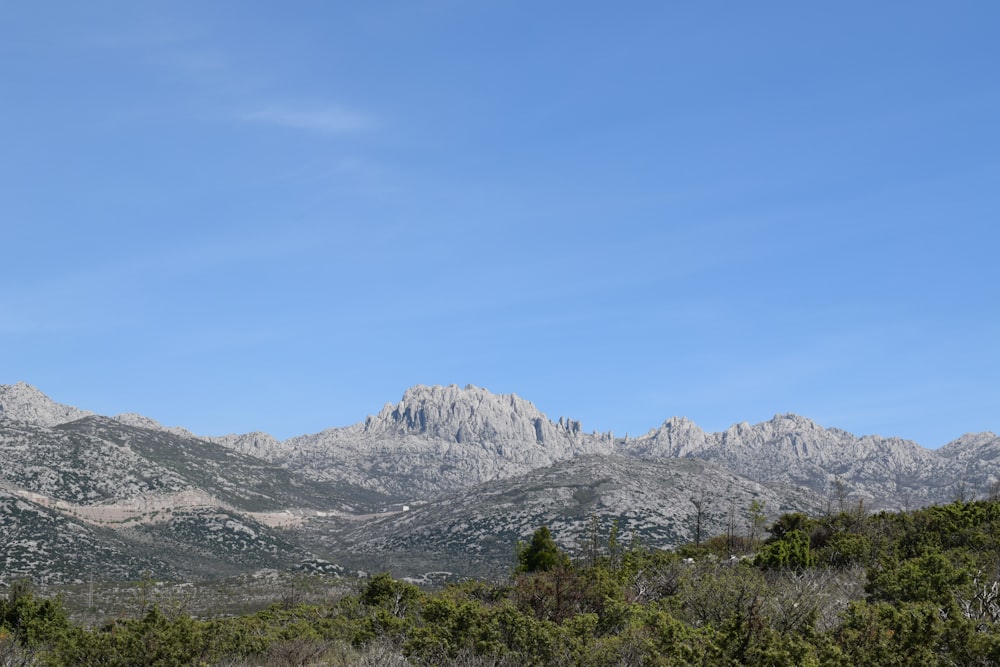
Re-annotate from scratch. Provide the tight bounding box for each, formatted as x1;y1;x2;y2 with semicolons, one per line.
0;393;392;583
259;384;616;497
297;454;827;578
2;381;999;584
222;384;996;510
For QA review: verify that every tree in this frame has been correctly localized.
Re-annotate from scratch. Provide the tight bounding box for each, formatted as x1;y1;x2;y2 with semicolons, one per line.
690;491;707;547
767;513;811;542
517;526;570;573
0;580;70;648
360;573;421;617
747;499;767;550
754;530;816;569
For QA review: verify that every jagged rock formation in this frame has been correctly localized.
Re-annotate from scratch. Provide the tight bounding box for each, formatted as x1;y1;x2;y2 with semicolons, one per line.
623;413;953;508
938;431;1000;463
2;381;995;509
113;412;197;439
2;380;1000;582
245;386;989;508
0;382;92;426
210;431;286;458
936;432;1000;498
363;384;592;446
270;384;615;497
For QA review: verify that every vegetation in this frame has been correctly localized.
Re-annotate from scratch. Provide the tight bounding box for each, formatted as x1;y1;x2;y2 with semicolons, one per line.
6;499;1000;665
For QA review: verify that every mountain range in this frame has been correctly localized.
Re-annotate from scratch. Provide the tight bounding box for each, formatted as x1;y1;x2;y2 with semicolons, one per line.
1;381;996;583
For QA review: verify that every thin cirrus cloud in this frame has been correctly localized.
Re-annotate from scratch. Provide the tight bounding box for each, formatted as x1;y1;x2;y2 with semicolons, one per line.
244;104;374;135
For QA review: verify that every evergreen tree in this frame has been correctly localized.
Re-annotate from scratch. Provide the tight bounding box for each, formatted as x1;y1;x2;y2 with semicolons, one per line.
517;526;570;573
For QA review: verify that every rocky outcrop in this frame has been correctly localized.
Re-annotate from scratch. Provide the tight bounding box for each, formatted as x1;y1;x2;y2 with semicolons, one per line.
935;432;1000;498
361;384;595;446
0;381;92;426
301;454;828;578
2;380;997;512
623;413;948;508
5;380;1000;582
275;384;614;497
209;431;287;459
938;432;1000;462
113;412;198;439
627;416;712;457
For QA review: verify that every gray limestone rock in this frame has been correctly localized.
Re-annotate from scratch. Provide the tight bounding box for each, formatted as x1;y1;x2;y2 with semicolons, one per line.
0;381;92;426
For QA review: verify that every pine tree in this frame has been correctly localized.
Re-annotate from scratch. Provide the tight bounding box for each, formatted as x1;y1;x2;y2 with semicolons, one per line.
517;526;569;572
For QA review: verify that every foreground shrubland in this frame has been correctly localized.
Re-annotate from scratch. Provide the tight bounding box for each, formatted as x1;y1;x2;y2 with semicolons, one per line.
5;499;1000;665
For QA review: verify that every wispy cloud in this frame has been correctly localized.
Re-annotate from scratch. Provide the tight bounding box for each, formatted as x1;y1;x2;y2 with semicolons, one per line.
245;104;374;134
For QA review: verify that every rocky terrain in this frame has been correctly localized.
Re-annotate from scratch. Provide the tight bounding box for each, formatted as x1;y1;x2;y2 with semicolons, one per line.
208;383;994;510
256;384;616;497
0;386;390;583
0;382;93;426
625;413;958;508
1;381;998;584
298;454;827;578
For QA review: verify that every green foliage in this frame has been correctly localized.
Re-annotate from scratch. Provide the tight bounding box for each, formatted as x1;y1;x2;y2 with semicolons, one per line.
866;551;970;606
0;580;71;648
767;512;813;540
754;530;816;569
516;526;570;573
817;531;873;567
10;500;1000;666
359;572;422;616
834;600;948;666
54;607;212;667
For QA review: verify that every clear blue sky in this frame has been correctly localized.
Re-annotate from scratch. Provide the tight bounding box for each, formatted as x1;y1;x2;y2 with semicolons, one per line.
3;2;998;447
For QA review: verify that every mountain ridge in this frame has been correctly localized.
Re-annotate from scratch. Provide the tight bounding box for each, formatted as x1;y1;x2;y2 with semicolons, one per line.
3;381;999;510
5;380;991;453
3;380;1000;583
0;381;93;426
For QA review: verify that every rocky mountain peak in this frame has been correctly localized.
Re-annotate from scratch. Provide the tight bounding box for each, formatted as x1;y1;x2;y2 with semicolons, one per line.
209;431;285;458
629;416;710;457
363;384;571;446
278;384;617;496
766;413;825;432
717;413;830;451
113;412;165;430
941;432;1000;450
937;432;1000;462
0;382;92;426
113;413;198;438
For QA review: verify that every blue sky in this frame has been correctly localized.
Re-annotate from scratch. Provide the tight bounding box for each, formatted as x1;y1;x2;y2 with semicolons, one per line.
3;2;998;447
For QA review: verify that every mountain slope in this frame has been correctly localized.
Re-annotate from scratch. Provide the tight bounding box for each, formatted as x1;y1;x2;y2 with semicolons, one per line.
271;384;615;496
296;454;828;578
625;413;953;508
55;416;390;512
0;382;92;426
0;489;171;584
0;395;393;584
254;386;982;509
3;380;1000;583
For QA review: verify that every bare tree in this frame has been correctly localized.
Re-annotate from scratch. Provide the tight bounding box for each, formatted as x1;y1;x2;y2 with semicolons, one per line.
690;490;707;547
831;477;848;514
726;494;738;554
747;499;767;550
958;569;1000;630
